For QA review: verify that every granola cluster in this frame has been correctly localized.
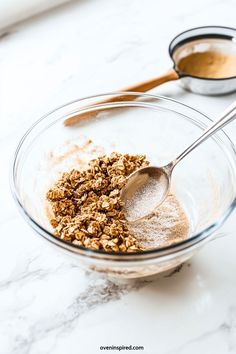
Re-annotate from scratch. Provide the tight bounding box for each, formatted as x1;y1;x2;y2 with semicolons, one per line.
46;152;149;252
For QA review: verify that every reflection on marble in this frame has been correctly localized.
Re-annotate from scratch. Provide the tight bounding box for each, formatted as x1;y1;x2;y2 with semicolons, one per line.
1;0;236;353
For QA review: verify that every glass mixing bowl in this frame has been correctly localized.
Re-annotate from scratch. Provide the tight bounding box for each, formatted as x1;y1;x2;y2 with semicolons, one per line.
11;93;236;278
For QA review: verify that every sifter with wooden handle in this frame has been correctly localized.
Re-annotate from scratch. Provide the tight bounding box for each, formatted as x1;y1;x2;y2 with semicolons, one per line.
64;26;236;126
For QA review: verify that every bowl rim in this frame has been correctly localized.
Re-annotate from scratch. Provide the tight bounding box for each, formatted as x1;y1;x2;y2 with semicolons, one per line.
10;92;236;262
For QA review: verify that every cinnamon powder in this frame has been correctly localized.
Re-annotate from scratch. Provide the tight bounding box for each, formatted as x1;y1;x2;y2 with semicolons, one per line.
177;51;236;78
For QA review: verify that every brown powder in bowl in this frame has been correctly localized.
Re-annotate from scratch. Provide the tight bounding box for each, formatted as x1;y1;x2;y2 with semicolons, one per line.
46;152;189;253
177;51;236;79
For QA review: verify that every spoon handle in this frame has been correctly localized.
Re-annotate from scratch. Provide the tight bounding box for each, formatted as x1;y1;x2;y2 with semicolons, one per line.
174;100;236;165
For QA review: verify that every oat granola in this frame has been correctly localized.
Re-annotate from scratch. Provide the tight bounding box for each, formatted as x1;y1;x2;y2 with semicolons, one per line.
46;152;149;252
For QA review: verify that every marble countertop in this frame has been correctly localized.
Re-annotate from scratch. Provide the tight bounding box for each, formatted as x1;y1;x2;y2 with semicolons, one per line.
1;0;236;353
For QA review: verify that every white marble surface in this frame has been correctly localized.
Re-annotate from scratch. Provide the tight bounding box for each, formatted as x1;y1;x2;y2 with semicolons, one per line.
0;0;73;31
1;0;236;353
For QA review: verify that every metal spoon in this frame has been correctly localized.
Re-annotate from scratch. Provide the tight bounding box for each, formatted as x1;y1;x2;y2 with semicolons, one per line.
121;100;236;222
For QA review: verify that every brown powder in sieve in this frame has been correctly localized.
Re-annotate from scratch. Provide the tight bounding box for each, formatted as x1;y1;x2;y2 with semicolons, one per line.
177;51;236;79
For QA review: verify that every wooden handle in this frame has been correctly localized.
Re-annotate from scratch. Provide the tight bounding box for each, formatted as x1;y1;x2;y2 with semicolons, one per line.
64;69;179;126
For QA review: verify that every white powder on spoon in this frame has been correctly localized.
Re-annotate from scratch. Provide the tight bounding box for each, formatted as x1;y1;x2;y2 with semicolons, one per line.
124;174;168;222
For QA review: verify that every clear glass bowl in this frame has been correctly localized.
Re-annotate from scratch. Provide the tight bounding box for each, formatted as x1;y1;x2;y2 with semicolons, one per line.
11;93;236;278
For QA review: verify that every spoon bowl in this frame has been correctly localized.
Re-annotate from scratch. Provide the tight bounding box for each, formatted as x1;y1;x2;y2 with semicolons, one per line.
121;166;171;222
